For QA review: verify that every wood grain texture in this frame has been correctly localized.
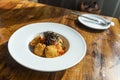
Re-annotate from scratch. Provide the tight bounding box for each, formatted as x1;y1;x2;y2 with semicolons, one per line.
0;0;120;80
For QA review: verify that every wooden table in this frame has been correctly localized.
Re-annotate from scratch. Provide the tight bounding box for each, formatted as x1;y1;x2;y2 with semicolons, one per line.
0;1;120;80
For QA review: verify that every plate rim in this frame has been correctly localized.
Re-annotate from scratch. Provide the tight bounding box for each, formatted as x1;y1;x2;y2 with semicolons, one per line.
8;22;87;72
78;14;111;30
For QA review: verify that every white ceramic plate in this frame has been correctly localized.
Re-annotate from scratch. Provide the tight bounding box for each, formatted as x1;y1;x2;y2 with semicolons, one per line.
8;22;87;72
78;14;111;30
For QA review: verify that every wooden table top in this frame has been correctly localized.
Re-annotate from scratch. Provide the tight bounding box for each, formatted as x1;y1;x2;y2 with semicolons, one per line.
0;1;120;80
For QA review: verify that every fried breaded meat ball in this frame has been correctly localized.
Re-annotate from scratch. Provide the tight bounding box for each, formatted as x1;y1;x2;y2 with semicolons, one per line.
45;45;59;58
34;43;46;56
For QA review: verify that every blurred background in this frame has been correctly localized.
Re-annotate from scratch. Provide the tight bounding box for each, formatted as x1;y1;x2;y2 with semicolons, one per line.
30;0;120;19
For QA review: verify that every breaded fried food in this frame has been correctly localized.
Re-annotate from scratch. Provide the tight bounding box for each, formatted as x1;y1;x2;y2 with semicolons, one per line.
34;43;46;56
45;45;59;58
30;36;41;46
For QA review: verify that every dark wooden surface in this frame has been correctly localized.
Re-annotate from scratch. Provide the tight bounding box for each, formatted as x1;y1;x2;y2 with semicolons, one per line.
0;0;120;80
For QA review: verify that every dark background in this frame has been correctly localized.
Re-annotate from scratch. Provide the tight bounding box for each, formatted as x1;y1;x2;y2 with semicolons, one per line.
38;0;120;18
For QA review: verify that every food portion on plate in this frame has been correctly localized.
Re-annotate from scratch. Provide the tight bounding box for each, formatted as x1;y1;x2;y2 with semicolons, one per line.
29;31;67;58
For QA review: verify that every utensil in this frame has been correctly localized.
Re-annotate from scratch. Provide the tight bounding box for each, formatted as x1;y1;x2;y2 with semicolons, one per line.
78;15;111;30
71;11;112;26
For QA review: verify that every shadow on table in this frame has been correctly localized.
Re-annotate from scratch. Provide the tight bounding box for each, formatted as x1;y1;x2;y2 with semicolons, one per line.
0;42;66;80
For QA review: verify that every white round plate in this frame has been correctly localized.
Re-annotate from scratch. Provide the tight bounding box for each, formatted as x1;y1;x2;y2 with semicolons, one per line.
78;14;111;30
8;22;87;72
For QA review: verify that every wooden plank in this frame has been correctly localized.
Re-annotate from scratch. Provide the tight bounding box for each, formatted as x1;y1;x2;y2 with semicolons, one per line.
0;1;120;80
